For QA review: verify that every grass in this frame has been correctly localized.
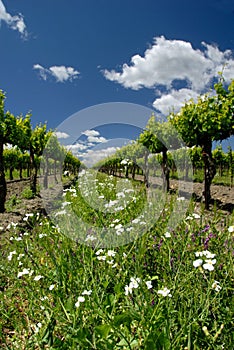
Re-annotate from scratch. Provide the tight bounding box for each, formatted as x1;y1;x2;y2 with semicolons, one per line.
0;170;233;349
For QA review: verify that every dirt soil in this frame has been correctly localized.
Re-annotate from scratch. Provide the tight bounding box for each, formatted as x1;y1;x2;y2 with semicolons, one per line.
0;177;233;233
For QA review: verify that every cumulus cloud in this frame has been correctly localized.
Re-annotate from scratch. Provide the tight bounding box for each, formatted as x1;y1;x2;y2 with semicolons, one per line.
82;129;107;143
82;130;100;137
153;88;200;115
33;64;79;82
103;36;234;114
80;147;120;167
54;131;70;139
66;143;89;152
0;0;27;38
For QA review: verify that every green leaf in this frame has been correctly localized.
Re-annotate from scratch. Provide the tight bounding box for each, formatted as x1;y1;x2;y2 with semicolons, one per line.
95;324;112;339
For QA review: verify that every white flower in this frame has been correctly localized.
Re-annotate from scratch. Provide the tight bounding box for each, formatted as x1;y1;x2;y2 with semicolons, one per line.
17;254;25;260
49;284;55;290
202;251;216;259
145;281;153;289
192;213;200;219
15;237;22;241
124;285;133;295
107;259;114;265
97;255;106;261
17;268;30;278
34;322;42;333
82;290;92;295
95;249;104;255
7;251;17;261
228;225;234;233
177;197;185;201
195;251;204;257
164;232;171;238
116;192;125;198
55;210;67;217
212;281;222;292
34;275;43;281
129;277;140;289
132;218;140;224
157;287;172;297
193;259;203;268
7;222;18;229
107;250;116;257
203;259;216;271
61;201;71;208
75;296;85;307
85;235;96;242
39;233;47;238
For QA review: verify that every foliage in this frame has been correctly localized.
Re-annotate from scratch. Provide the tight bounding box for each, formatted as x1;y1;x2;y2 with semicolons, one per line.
0;172;233;349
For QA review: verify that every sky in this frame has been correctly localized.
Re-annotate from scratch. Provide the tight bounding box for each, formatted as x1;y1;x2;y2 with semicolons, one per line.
0;0;234;165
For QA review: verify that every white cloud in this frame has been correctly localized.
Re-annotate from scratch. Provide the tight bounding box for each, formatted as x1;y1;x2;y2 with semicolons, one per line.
87;135;107;143
153;88;199;115
82;129;100;137
82;129;107;143
0;0;27;38
80;147;120;167
66;143;88;152
54;131;70;139
33;64;79;82
103;36;234;114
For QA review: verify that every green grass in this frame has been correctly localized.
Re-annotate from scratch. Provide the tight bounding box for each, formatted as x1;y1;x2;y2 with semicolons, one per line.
0;170;233;349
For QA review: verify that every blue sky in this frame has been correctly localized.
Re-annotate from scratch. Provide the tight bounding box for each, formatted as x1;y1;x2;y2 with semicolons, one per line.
1;0;234;164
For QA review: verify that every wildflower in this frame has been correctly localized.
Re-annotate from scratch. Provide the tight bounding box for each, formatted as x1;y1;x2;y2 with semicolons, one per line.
15;236;22;241
193;259;203;268
39;233;47;238
34;275;43;281
23;213;34;221
129;277;140;289
82;290;92;295
95;249;104;255
132;218;140;224
145;281;153;289
164;231;171;238
107;259;114;265
157;287;172;297
203;250;216;259
34;322;42;333
85;235;96;242
18;268;31;278
97;255;106;261
75;296;85;307
7;222;18;229
107;250;116;257
203;259;216;271
212;281;222;292
177;196;185;201
7;251;17;261
55;210;67;217
40;296;48;301
124;284;133;295
61;201;71;208
116;192;125;198
49;284;55;290
228;225;234;233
